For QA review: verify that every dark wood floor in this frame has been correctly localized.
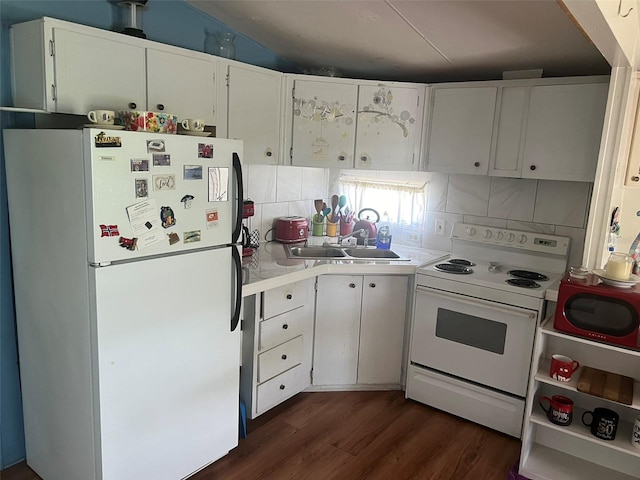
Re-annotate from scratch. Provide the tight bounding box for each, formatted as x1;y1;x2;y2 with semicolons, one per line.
2;391;521;480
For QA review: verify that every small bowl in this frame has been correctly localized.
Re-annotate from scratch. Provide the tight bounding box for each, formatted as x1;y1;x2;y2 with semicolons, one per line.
569;266;589;279
119;111;178;134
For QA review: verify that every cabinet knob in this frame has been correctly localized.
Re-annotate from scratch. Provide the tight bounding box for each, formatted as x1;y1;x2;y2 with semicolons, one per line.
286;294;292;300
281;354;287;360
474;162;480;167
128;102;137;109
266;149;273;157
349;283;356;288
632;176;639;182
360;155;368;162
530;165;536;171
369;283;376;288
338;155;345;161
279;384;285;390
282;323;289;329
157;104;165;111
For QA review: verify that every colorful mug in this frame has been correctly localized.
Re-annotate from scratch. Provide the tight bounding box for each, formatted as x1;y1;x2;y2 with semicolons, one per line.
539;395;573;426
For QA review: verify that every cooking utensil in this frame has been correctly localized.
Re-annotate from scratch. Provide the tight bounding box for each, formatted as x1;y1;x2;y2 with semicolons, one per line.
331;195;339;218
314;199;323;217
339;195;347;212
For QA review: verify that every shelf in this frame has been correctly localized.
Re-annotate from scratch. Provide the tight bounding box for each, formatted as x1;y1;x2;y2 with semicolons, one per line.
0;106;49;113
534;359;640;411
521;443;639;480
530;408;640;458
540;316;640;358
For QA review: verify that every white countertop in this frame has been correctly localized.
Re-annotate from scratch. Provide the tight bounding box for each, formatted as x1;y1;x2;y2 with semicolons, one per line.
241;241;450;297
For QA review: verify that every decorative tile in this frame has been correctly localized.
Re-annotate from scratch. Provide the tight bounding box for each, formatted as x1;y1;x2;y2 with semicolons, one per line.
301;167;328;200
247;165;276;203
533;181;592;228
423;211;464;252
555;226;586;269
445;174;491;216
427;173;449;212
276;166;303;202
488;177;536;221
506;220;555;234
463;216;507;228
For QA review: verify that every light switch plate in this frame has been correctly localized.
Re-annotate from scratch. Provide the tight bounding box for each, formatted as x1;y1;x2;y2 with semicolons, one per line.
435;219;445;236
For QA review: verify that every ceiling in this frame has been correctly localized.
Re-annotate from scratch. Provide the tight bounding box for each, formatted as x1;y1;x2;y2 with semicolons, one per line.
188;0;611;83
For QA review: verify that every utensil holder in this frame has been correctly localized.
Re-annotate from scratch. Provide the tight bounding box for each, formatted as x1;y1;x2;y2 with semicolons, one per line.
339;220;353;236
326;221;338;237
312;216;324;236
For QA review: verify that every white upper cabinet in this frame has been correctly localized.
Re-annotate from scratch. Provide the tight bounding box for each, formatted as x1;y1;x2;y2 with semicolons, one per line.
355;83;424;170
521;81;608;181
225;62;282;165
288;76;358;168
489;86;528;177
426;86;498;175
146;48;216;125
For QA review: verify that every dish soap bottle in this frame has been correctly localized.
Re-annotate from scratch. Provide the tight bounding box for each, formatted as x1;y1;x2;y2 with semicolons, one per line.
376;213;392;250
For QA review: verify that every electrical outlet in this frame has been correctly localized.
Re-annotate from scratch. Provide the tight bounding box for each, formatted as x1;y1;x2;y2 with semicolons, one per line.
406;232;422;244
435;219;445;236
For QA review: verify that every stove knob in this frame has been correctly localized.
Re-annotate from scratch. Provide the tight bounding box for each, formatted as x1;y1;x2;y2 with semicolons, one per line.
518;234;528;244
483;229;492;239
506;233;516;242
496;232;504;240
466;227;476;236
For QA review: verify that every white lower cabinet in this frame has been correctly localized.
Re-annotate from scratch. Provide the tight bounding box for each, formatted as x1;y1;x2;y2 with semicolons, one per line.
313;274;408;387
520;316;640;479
240;278;315;419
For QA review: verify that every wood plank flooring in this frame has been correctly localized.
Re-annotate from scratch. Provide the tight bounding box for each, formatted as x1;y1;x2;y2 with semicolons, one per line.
2;391;521;480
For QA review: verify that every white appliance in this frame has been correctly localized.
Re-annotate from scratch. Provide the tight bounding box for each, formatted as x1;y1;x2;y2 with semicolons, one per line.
4;129;244;480
406;223;570;438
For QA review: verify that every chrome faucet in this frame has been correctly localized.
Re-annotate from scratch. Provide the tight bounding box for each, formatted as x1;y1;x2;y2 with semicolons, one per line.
338;228;369;247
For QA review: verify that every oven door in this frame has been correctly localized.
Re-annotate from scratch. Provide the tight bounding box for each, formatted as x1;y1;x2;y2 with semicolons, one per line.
411;286;537;397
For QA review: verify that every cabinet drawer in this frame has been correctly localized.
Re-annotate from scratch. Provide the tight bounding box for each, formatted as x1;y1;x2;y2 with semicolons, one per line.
257;335;304;383
259;307;304;351
263;282;307;319
257;363;308;414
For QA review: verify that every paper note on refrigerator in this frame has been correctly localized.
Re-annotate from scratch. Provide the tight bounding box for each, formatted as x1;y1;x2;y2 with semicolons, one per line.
126;199;164;249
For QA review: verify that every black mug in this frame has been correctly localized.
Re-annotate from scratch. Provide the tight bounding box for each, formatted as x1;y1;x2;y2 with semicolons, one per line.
582;407;619;441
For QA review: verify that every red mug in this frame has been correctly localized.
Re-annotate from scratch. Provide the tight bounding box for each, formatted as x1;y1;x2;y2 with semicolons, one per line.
549;354;579;382
539;395;574;426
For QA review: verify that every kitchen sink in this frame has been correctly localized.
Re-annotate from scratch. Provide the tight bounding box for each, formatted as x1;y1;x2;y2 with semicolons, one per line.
283;244;408;261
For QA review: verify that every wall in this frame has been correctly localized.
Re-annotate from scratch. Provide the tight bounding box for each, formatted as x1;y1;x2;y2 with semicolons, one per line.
0;0;300;469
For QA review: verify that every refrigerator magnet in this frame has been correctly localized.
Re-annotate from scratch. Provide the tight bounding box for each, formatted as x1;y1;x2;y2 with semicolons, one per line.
146;139;165;153
181;195;194;209
119;237;137;250
131;159;149;172
94;132;122;148
152;174;176;191
184;230;201;243
160;206;176;228
206;209;219;229
167;232;180;245
198;143;213;158
135;179;149;198
99;224;119;237
184;165;203;180
207;167;228;202
152;153;171;166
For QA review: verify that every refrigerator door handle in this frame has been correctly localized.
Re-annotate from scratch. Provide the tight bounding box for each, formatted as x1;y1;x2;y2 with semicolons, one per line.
231;245;242;332
232;153;243;245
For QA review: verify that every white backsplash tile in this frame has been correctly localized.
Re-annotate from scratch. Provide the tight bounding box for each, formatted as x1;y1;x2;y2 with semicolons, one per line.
423;211;463;252
462;216;507;228
427;173;449;212
506;220;555;234
446;175;491;216
276;166;303;202
301;167;327;201
289;200;313;220
488;177;537;221
533;181;591;228
555;226;587;269
247;165;277;203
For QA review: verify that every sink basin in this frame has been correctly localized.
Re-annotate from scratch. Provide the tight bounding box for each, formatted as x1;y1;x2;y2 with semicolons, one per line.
287;246;346;258
343;248;400;259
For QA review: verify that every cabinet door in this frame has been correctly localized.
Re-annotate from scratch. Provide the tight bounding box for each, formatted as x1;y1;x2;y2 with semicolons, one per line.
146;48;216;125
521;82;608;181
228;64;282;165
358;275;408;384
53;28;146;114
291;79;357;168
313;275;362;385
490;86;528;177
426;86;497;174
355;84;424;171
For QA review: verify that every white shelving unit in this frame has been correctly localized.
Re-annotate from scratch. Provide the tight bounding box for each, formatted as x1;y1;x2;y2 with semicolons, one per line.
520;316;640;480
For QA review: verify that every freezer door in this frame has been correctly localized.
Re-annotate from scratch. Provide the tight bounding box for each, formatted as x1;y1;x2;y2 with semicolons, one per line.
85;129;243;264
91;248;240;480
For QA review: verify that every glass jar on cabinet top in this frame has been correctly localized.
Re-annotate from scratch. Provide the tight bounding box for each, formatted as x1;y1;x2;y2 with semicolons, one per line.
604;252;633;280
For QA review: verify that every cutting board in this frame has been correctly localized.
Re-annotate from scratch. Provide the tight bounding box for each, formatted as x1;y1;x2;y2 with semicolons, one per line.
576;366;634;405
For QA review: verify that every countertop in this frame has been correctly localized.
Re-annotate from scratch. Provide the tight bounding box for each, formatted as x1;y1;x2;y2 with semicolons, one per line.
241;241;449;297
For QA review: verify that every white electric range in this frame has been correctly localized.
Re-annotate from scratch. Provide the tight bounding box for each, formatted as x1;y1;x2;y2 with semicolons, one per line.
406;222;570;438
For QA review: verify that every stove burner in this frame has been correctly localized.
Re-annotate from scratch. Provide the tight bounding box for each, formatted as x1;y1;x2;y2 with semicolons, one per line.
434;263;474;274
507;270;549;281
448;258;476;267
506;278;541;288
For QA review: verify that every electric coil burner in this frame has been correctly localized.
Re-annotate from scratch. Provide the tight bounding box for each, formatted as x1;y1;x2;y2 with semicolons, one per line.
408;222;570;438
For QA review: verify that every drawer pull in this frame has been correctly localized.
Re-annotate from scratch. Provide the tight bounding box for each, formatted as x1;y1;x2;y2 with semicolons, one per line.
282;324;289;329
286;294;292;300
530;165;536;171
349;283;356;288
279;384;286;390
281;354;287;360
369;283;376;288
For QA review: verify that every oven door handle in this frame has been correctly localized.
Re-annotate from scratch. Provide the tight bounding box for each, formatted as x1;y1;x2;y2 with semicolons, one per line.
415;286;537;319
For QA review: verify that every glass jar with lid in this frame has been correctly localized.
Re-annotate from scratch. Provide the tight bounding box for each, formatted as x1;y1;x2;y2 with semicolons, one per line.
604;252;633;280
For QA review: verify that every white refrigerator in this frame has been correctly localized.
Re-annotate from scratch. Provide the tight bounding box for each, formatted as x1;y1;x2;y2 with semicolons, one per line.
4;128;244;480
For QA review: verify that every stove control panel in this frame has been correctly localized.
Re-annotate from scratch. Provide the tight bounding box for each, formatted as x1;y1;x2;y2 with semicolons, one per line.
452;223;570;256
